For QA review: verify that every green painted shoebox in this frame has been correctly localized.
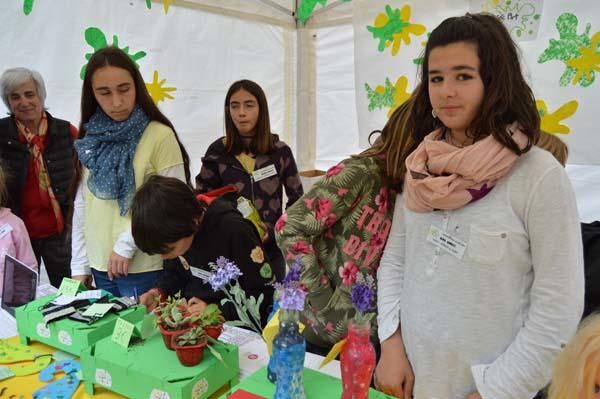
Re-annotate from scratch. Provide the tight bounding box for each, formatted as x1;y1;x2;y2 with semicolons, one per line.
16;293;145;356
81;331;240;399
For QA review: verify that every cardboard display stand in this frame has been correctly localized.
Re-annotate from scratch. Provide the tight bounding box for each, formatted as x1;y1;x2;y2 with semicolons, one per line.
222;366;396;399
16;294;146;356
81;332;240;399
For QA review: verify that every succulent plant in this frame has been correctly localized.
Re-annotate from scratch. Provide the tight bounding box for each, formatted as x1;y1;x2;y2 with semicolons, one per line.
175;326;206;347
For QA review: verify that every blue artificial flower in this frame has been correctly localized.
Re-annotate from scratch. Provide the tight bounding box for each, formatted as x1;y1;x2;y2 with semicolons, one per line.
278;282;308;311
282;256;303;285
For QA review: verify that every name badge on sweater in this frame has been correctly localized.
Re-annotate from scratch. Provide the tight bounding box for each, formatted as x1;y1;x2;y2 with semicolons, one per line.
252;164;277;182
0;223;13;239
426;225;466;259
190;267;208;281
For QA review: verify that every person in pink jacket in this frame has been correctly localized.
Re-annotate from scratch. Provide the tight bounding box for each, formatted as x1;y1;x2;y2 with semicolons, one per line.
0;165;37;294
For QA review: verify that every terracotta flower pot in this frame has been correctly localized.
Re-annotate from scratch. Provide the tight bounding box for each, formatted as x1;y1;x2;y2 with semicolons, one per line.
159;324;192;350
173;337;208;366
204;324;223;342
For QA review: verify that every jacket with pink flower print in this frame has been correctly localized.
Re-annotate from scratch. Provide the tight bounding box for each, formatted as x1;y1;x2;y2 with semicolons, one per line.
275;156;396;349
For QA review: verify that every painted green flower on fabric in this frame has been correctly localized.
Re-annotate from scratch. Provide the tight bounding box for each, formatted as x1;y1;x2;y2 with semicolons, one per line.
80;27;147;80
23;0;34;15
538;13;600;87
297;0;352;25
367;4;426;56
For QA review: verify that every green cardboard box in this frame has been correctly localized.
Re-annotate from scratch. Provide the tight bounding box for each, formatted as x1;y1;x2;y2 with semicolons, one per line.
221;366;396;399
16;294;146;356
81;331;240;399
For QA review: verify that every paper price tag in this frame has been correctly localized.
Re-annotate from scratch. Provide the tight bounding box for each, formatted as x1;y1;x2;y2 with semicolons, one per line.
111;318;136;348
57;278;81;296
82;303;114;318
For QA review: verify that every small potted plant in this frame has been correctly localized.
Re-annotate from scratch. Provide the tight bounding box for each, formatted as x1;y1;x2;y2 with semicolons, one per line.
172;326;208;367
199;304;225;341
155;295;199;350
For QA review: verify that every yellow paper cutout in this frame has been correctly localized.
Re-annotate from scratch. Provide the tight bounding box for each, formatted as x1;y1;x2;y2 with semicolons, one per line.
536;99;579;134
146;70;176;104
319;338;347;369
262;310;305;355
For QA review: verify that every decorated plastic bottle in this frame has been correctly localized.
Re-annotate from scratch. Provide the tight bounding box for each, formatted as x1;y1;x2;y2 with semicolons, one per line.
273;309;306;399
267;345;279;383
340;321;375;399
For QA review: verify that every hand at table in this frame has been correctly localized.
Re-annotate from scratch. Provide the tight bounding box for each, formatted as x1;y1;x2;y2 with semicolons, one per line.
72;274;93;289
187;297;208;316
374;329;414;398
107;251;131;280
139;288;161;312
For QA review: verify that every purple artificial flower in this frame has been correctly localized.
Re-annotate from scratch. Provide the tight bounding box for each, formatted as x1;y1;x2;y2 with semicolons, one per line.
283;256;303;285
276;281;308;311
351;274;375;314
208;257;243;291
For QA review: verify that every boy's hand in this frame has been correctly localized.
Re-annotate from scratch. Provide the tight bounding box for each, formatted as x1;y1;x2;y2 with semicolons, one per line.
72;274;93;289
187;297;208;316
139;288;161;312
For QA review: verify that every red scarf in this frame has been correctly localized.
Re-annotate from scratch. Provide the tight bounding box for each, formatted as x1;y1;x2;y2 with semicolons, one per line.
16;113;64;233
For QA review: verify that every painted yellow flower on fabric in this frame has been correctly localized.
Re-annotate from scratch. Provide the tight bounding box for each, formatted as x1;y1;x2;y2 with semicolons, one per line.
250;246;265;264
367;4;426;56
566;31;600;85
145;70;176;104
387;76;411;117
536;99;579;134
145;0;171;14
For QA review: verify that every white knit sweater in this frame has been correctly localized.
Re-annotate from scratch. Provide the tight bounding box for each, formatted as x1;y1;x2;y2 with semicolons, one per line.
377;147;584;399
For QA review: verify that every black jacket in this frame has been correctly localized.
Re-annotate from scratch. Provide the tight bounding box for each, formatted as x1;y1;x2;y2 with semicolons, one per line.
158;194;274;325
582;221;600;319
0;113;75;220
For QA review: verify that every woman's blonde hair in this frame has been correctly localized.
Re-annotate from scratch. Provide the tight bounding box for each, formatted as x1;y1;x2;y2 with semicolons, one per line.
536;131;569;167
353;97;418;190
548;313;600;399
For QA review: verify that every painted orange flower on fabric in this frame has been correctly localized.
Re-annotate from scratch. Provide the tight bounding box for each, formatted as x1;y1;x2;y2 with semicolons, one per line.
250;246;265;264
367;4;426;56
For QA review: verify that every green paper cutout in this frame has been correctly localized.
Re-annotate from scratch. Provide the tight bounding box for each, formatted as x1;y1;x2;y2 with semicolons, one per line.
111;318;136;348
0;339;38;363
259;263;273;279
146;0;152;9
82;303;114;318
57;278;81;296
538;13;600;87
80;27;147;80
23;0;34;15
9;355;52;376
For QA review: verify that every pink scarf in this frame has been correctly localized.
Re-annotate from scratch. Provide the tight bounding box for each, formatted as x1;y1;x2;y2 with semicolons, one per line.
404;122;529;212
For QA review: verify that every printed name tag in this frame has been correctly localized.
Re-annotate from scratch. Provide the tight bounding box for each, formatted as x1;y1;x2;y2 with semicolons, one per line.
190;267;207;280
0;223;13;239
426;225;466;259
252;164;277;182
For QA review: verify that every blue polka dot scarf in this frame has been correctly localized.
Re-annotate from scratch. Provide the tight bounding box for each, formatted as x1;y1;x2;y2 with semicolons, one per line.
75;105;150;216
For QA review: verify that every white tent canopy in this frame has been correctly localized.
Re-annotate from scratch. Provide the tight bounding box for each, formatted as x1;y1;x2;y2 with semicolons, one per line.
0;0;598;221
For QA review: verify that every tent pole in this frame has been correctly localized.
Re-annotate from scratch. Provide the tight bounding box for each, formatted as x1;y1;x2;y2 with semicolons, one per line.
256;0;294;17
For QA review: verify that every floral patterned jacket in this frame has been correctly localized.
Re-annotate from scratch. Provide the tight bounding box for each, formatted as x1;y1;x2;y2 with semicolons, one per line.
275;156;396;348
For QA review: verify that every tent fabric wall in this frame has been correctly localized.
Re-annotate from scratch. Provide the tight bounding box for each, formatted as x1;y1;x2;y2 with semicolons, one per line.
0;0;294;177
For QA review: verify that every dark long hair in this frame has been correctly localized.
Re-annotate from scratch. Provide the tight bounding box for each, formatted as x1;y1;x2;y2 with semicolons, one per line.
408;13;540;154
223;79;275;155
77;47;191;185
